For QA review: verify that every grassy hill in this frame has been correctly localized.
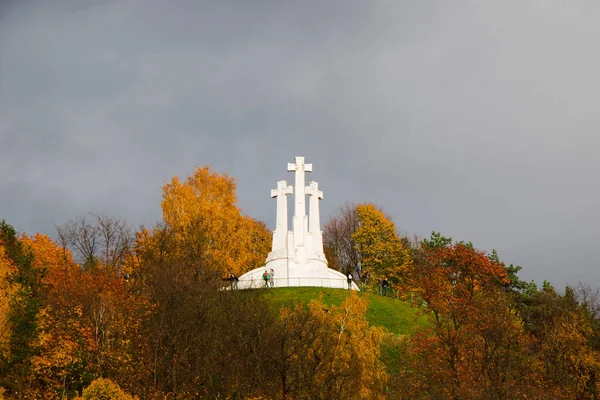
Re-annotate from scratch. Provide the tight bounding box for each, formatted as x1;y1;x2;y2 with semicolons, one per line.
260;286;429;336
260;287;430;375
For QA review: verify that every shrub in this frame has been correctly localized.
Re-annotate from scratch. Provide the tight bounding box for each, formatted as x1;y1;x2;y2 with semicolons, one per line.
76;378;136;400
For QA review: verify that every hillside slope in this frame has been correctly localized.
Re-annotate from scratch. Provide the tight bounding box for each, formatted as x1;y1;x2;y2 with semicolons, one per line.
260;287;429;335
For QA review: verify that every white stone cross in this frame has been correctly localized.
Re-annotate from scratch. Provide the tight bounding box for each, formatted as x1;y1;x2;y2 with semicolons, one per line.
306;180;325;257
238;155;360;291
305;181;323;234
271;180;293;251
288;157;312;248
287;156;312;219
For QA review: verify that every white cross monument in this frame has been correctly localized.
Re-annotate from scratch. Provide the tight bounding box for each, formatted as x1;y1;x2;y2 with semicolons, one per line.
269;180;293;259
238;156;359;290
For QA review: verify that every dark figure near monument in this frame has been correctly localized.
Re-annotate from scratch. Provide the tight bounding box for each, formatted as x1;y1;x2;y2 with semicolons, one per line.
224;273;235;290
347;273;352;290
382;278;389;296
262;270;269;288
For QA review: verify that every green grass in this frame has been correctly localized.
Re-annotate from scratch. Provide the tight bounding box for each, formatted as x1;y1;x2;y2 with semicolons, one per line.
260;287;430;336
258;287;430;376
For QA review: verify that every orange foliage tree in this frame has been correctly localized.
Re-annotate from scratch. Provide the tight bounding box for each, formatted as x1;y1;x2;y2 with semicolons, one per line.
21;233;148;398
160;165;271;277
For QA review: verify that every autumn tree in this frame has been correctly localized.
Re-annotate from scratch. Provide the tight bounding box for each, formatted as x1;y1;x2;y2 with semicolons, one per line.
274;293;387;399
122;223;279;397
21;233;81;399
408;233;510;311
118;166;272;396
398;235;547;398
160;165;271;277
352;203;410;290
402;288;545;399
524;285;600;398
18;232;149;398
0;243;17;362
76;377;137;400
0;221;44;397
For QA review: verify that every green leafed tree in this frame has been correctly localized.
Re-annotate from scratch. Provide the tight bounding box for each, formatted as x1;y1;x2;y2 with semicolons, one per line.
0;220;45;396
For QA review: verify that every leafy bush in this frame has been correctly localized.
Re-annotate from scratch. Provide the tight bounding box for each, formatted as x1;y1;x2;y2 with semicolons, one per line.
76;378;136;400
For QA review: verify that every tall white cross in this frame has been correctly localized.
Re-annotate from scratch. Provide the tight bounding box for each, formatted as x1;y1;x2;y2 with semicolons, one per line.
306;180;324;257
288;157;312;249
305;181;323;234
270;180;293;251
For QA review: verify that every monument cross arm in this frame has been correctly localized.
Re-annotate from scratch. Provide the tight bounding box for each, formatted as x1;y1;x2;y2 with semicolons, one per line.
306;181;323;199
271;180;293;198
287;156;312;173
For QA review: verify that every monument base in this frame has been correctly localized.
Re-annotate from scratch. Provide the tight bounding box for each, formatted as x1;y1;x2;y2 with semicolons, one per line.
238;157;359;291
237;264;360;290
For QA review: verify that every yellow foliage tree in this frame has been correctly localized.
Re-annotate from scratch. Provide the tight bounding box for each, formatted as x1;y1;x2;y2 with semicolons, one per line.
22;234;83;397
352;203;410;289
542;311;600;398
529;287;600;398
161;166;271;277
75;377;137;400
278;293;387;399
31;305;90;397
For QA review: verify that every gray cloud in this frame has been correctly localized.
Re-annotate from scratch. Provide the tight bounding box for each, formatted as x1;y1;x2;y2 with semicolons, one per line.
1;0;600;288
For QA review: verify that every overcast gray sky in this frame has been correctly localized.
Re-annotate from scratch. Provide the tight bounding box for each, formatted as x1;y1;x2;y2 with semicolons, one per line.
1;0;599;288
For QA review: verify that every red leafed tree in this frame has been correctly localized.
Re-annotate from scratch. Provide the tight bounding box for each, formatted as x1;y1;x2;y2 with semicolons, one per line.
401;234;546;398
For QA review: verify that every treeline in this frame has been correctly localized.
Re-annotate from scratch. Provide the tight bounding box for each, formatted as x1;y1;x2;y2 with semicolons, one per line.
0;165;599;399
325;203;600;398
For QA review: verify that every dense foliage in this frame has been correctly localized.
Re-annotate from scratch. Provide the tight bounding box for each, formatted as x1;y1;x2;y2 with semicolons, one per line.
0;165;599;399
